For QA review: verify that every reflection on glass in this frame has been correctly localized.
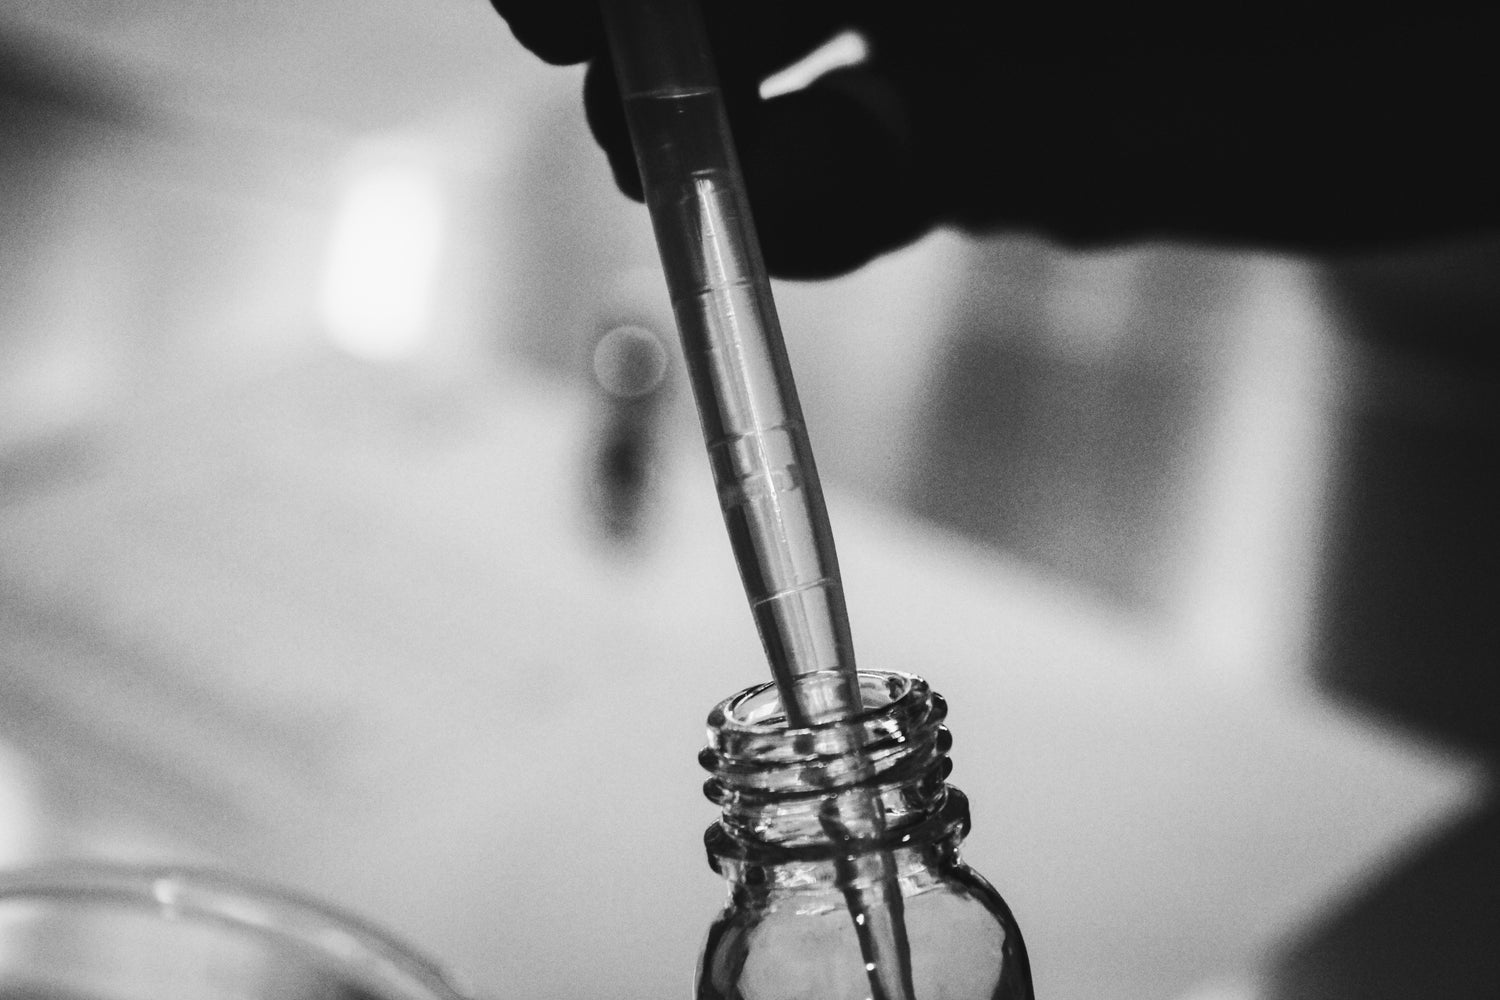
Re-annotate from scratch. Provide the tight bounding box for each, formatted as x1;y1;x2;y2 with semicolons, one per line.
0;862;469;1000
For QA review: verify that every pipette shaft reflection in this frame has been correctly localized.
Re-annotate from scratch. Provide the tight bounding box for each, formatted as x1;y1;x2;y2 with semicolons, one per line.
601;5;918;997
604;5;860;727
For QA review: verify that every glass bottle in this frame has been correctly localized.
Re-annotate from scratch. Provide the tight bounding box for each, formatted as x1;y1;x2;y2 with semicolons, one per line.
696;670;1033;1000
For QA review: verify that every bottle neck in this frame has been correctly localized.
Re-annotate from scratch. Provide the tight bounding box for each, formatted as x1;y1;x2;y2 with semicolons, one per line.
699;671;968;869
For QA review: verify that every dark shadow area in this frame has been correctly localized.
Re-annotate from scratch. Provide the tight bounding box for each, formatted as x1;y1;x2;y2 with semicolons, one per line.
1268;795;1499;1000
1268;240;1500;998
1312;242;1500;759
905;242;1231;613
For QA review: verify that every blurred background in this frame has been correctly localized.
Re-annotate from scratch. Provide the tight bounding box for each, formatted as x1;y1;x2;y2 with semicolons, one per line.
1;2;1494;999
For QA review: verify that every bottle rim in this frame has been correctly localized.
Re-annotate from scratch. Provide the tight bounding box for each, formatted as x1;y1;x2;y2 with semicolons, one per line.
700;670;960;860
704;670;940;767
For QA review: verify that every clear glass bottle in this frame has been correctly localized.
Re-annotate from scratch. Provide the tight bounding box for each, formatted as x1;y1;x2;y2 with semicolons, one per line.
696;670;1033;1000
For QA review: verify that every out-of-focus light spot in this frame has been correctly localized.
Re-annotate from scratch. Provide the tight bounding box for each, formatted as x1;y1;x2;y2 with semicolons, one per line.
319;161;445;362
759;30;870;100
592;325;669;399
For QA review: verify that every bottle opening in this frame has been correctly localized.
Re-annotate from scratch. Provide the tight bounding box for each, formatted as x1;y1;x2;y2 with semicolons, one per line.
701;671;960;857
704;671;944;772
717;670;916;732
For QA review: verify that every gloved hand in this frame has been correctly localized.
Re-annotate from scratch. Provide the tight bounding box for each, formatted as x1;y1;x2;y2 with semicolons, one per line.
491;2;1497;278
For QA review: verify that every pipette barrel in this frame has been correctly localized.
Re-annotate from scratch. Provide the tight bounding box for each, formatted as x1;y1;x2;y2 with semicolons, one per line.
600;0;862;726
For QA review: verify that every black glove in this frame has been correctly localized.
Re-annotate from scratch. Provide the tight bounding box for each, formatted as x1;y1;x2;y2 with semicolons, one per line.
492;2;1498;278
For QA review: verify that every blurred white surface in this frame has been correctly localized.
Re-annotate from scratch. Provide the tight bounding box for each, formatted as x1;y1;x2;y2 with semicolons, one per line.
0;356;1479;1000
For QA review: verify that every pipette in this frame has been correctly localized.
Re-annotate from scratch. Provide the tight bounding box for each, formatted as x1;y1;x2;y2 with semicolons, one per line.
600;5;918;998
599;0;862;729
